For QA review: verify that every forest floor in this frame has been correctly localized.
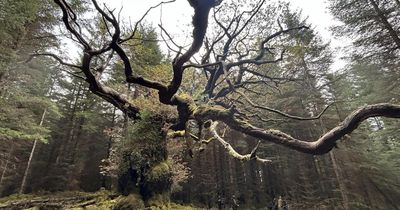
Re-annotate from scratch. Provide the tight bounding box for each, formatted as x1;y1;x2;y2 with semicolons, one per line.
0;190;203;210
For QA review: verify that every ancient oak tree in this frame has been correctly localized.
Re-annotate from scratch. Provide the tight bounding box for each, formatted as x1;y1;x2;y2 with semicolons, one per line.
37;0;400;162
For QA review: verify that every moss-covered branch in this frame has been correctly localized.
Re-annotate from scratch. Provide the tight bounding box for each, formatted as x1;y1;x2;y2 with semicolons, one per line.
209;121;272;163
191;102;400;155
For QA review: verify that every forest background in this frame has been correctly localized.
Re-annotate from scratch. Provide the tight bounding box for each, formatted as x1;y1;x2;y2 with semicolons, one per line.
0;0;399;209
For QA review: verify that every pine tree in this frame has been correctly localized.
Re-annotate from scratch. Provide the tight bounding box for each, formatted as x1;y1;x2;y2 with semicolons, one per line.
329;0;400;68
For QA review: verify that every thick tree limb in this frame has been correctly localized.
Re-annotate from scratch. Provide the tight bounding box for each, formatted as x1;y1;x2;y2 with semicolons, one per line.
193;103;400;155
80;53;140;118
163;0;218;104
54;0;91;49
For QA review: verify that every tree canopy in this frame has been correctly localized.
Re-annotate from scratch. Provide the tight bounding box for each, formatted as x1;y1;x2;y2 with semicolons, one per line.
0;0;399;209
35;0;400;159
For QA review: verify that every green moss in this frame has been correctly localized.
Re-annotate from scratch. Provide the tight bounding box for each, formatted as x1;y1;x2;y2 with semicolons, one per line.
167;130;185;138
147;161;172;182
140;161;172;200
0;193;36;204
0;191;207;210
175;94;198;113
23;207;40;210
146;193;170;209
169;203;199;210
112;194;145;210
0;190;122;210
194;105;230;121
268;129;293;139
175;94;194;104
147;199;201;210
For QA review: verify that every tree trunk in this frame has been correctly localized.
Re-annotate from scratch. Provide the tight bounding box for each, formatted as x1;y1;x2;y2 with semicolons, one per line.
329;151;349;210
0;156;9;190
0;145;14;196
55;83;82;164
19;108;47;194
365;176;400;210
102;107;117;189
369;0;400;49
318;115;349;210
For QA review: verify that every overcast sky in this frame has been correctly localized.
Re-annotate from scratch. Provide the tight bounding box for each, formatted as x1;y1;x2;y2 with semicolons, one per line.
100;0;349;70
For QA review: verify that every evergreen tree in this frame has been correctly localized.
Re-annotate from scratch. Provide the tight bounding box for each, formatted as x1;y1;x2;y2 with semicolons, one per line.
329;0;400;68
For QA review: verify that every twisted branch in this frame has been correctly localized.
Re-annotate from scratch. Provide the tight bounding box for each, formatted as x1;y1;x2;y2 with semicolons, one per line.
209;121;272;163
194;103;400;155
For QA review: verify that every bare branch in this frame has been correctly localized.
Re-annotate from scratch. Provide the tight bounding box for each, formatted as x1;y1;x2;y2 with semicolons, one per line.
28;53;81;69
235;90;332;120
242;67;299;83
91;0;169;92
121;0;176;43
95;50;115;77
183;61;221;70
209;121;272;163
80;53;140;118
228;49;286;68
60;68;86;80
158;24;183;51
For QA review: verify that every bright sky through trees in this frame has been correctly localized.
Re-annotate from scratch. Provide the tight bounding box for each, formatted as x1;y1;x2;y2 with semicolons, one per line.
101;0;348;70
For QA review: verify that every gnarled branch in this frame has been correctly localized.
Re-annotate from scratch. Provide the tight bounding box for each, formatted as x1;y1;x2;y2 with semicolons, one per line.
209;121;272;163
193;103;400;155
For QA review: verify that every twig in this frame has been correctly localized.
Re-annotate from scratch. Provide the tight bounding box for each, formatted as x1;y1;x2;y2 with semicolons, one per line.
235;90;332;120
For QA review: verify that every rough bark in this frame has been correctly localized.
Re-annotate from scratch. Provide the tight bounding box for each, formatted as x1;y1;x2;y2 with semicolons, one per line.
193;103;400;155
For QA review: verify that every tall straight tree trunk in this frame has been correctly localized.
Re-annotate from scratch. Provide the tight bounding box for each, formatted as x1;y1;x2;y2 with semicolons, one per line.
369;0;400;48
19;108;47;194
0;145;14;196
319;117;349;210
365;176;399;209
102;107;117;189
0;156;9;189
329;151;349;210
56;83;82;164
69;88;93;166
124;84;131;141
